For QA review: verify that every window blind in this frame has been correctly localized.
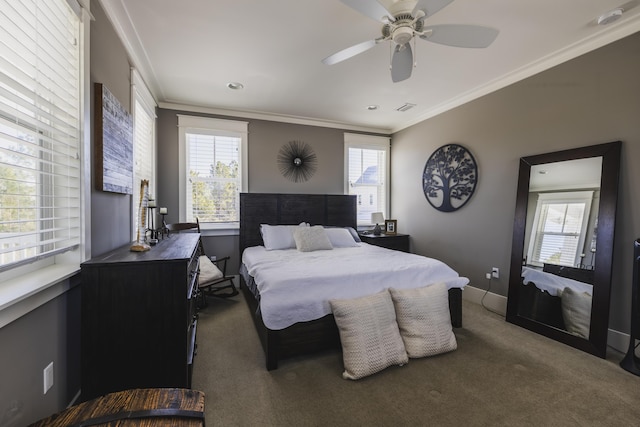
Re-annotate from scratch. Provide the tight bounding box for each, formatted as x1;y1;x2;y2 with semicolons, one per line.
186;133;240;223
532;202;586;266
0;0;81;271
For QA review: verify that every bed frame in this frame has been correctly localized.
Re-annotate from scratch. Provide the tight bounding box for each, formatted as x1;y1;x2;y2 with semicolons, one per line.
239;192;462;370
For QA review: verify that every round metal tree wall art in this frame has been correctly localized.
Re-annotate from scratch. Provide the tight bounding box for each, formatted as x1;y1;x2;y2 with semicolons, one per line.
277;140;318;183
422;144;478;212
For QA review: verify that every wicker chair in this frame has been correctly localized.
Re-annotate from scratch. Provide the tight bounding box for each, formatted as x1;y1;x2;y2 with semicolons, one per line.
165;218;238;306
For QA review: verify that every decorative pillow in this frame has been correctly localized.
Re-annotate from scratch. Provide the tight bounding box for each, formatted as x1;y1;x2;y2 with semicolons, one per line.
198;255;223;286
325;227;360;247
260;223;308;250
388;283;457;358
330;290;408;380
293;226;333;252
560;287;592;339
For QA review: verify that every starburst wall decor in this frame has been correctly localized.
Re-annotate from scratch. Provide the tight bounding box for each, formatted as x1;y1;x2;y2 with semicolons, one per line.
277;140;318;183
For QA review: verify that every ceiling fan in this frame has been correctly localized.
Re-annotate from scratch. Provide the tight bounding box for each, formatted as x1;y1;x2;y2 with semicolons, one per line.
322;0;499;82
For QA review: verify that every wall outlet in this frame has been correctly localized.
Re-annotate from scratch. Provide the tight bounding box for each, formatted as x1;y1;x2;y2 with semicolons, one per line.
43;362;54;394
492;267;500;279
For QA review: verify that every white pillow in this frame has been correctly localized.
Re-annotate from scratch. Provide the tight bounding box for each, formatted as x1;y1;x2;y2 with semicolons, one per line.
198;255;223;286
330;290;408;380
325;228;359;248
293;226;333;252
560;287;592;339
260;223;308;250
389;283;457;358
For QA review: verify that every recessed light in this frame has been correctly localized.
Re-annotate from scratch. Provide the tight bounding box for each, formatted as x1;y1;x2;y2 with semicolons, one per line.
226;82;244;90
538;170;547;175
367;105;379;110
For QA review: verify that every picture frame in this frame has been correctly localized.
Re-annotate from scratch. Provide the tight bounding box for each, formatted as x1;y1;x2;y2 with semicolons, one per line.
384;219;397;235
94;83;134;194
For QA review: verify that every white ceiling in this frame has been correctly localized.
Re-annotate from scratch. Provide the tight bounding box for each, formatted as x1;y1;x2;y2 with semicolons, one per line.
100;0;640;133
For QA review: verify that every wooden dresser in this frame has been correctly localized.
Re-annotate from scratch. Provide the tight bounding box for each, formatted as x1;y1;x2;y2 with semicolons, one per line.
80;234;201;401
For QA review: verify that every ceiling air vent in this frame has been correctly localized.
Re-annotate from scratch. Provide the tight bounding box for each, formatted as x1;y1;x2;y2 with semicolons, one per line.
395;103;416;112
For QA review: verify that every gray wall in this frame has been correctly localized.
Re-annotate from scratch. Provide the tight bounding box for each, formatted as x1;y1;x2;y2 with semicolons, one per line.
391;32;640;333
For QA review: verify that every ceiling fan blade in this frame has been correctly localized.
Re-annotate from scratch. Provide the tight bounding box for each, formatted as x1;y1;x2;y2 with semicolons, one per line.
420;24;499;48
413;0;453;18
322;39;378;65
340;0;393;22
391;43;413;83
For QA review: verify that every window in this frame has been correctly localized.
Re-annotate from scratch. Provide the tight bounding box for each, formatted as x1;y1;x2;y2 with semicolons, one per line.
0;0;83;274
344;133;390;225
178;116;247;228
527;191;594;267
131;69;157;239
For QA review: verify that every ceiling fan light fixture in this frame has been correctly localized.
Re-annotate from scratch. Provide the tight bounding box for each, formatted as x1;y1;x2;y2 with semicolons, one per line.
597;8;623;25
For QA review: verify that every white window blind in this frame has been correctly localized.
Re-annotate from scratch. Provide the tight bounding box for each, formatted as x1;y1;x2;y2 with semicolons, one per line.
0;0;81;271
131;69;156;238
178;115;247;226
527;191;593;267
344;133;390;225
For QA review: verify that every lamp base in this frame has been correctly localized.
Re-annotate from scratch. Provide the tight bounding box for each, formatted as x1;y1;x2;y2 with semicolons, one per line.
373;224;382;236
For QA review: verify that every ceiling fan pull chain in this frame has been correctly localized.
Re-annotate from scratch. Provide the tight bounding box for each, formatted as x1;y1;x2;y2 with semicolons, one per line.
413;38;417;68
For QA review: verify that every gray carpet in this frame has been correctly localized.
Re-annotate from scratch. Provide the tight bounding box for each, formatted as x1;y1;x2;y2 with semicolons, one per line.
192;291;640;426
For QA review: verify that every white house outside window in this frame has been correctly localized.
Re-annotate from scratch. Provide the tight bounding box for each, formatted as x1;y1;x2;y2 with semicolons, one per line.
344;133;390;225
178;115;247;228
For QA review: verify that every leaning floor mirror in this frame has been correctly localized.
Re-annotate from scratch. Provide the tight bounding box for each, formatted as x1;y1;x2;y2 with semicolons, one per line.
506;141;621;358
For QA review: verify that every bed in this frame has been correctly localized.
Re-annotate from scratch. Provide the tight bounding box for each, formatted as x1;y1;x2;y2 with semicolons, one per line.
239;193;468;370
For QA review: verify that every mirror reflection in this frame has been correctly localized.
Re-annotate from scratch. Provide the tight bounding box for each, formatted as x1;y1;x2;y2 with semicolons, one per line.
506;141;621;358
518;157;602;338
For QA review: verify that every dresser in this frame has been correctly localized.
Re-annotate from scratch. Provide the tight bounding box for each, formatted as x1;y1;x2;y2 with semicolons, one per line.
80;234;201;401
359;233;410;252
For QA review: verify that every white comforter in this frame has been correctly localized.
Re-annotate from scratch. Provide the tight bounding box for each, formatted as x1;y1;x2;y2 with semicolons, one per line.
242;243;469;330
521;266;593;297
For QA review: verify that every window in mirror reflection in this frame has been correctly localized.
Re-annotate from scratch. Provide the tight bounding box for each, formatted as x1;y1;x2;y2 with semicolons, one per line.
527;191;593;268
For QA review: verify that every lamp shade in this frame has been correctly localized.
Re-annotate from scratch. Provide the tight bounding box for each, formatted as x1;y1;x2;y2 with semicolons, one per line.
371;212;384;224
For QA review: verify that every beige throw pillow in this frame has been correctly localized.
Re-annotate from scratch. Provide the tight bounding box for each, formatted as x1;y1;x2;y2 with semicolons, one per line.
389;283;457;358
560;287;592;339
330;290;408;380
198;255;223;286
293;225;333;252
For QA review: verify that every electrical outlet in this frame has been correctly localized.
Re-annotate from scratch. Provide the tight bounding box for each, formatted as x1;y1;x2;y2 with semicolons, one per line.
43;362;53;394
492;267;499;279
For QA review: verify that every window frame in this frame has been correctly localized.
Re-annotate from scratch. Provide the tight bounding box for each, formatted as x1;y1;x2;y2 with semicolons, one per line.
526;191;594;268
177;115;248;231
0;0;90;327
344;133;390;226
131;68;157;240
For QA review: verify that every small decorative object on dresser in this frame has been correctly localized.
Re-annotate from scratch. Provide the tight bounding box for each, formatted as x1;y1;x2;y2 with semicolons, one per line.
385;219;397;235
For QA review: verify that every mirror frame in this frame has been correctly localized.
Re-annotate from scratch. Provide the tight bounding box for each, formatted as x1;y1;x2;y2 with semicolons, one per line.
506;141;621;358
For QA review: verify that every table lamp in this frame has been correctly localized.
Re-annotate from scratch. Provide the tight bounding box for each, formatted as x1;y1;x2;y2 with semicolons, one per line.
371;212;384;236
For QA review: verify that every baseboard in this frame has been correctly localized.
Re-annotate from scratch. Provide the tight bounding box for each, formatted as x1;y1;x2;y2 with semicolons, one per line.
463;285;507;316
463;285;630;354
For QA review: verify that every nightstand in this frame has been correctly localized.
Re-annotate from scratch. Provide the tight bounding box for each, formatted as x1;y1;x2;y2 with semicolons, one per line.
359;233;410;252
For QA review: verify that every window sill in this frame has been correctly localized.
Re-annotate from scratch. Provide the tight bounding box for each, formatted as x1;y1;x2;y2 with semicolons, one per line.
198;223;239;237
0;264;80;329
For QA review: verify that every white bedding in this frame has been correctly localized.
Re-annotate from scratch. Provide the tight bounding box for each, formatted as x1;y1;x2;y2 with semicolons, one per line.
242;243;469;330
521;266;593;297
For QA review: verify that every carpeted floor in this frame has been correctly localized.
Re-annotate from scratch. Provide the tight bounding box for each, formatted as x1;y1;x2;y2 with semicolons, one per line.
192;291;640;426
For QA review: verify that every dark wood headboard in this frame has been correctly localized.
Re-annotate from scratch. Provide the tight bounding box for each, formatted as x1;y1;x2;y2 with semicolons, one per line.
239;193;357;256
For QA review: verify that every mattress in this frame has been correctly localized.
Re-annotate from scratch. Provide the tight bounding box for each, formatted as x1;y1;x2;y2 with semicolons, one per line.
241;243;469;330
